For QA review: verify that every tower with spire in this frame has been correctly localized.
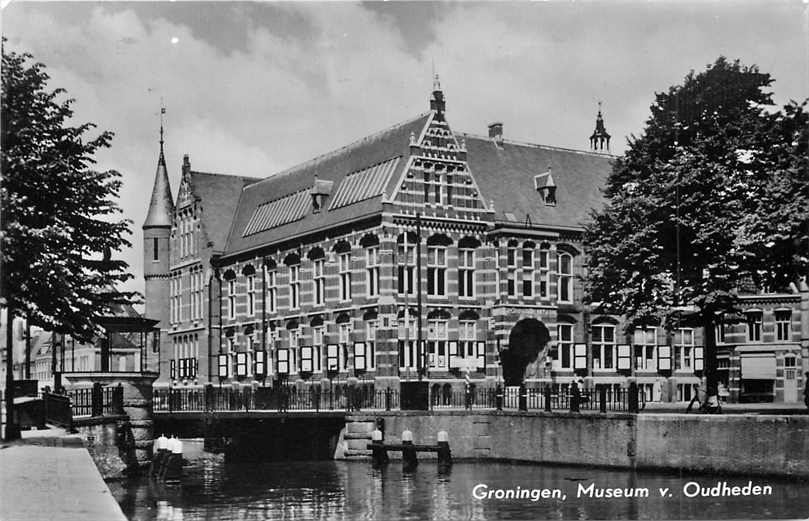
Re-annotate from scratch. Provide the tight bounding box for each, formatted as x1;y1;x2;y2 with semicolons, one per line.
143;106;174;362
589;101;611;152
429;73;446;118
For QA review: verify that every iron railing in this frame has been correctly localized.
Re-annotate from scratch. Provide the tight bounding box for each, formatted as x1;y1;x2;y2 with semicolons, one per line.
68;384;124;417
154;384;645;414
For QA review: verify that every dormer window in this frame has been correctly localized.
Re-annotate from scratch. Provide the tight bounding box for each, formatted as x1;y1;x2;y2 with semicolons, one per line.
534;169;556;206
310;177;334;214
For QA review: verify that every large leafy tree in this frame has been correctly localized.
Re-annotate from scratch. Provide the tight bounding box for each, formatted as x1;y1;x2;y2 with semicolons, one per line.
584;57;809;410
2;44;136;344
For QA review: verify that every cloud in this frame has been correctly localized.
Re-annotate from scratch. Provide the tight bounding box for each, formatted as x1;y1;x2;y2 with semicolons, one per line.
3;1;807;302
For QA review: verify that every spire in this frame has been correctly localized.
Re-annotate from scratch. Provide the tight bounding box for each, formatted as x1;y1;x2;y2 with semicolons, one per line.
143;105;174;229
589;101;611;152
430;72;446;115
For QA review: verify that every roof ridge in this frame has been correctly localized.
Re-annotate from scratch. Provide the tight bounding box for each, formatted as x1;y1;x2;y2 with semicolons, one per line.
244;111;431;191
190;170;262;182
459;132;617;158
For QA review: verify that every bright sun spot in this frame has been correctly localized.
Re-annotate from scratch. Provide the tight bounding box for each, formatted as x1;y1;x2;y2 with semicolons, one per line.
171;37;179;45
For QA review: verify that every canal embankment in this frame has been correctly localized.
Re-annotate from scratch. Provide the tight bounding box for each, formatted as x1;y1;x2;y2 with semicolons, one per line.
0;430;128;521
344;411;809;479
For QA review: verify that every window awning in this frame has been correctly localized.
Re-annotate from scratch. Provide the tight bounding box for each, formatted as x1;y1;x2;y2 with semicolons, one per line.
741;354;776;380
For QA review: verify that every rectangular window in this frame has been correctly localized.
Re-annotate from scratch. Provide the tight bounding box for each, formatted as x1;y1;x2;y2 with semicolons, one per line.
266;269;277;313
591;325;615;370
339;253;352;301
427;247;446;296
775;310;791;341
364;320;377;370
674;328;694;371
747;312;762;342
522;247;534;297
557;324;573;369
338;323;352;370
633;328;657;370
397;244;415;296
398;318;417;370
458;249;475;298
247;275;255;316
506;245;517;297
557;253;573;303
312;327;324;372
289;265;300;309
446;174;453;206
313;259;325;305
459;321;477;358
288;329;300;373
153;237;159;261
366;248;380;297
427;319;448;369
539;248;549;298
227;279;236;319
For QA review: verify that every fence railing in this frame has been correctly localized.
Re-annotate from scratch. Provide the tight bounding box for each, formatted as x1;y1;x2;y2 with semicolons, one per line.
68;384;124;417
155;383;646;414
43;392;73;428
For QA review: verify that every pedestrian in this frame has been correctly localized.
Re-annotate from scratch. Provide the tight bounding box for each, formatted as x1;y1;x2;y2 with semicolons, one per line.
804;373;809;410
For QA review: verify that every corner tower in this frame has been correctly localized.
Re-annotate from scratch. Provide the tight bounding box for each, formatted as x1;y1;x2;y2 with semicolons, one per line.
143;115;174;362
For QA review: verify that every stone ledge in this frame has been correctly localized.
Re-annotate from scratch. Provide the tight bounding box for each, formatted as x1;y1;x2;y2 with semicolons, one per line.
73;414;129;427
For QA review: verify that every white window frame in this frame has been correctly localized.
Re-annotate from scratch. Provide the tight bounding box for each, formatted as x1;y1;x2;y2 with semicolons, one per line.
538;248;549;298
633;327;657;371
366;247;380;297
775;310;791;342
339;253;352;301
591;324;615;370
398;318;417;370
674;328;694;371
427;319;448;369
227;279;236;319
557;324;573;369
747;312;762;342
288;328;300;374
397;244;415;296
265;268;277;313
458;248;475;298
459;320;477;358
522;246;534;298
313;259;325;305
247;274;255;316
427;246;447;296
557;252;573;303
289;264;300;310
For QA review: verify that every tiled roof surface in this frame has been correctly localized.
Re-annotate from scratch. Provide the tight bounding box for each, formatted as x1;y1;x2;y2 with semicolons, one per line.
462;134;613;228
188;171;261;251
224;114;430;256
328;157;401;210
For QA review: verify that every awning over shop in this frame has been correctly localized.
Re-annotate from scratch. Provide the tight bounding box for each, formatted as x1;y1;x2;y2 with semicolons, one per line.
741;354;776;380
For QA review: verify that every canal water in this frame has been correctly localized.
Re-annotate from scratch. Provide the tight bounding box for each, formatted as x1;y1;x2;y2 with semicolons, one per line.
109;442;808;521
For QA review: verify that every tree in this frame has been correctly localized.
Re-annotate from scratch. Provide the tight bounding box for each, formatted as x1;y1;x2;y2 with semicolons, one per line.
584;57;809;411
1;43;136;345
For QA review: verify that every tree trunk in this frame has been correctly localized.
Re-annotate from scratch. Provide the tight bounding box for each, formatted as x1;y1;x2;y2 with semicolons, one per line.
703;315;721;413
4;305;20;440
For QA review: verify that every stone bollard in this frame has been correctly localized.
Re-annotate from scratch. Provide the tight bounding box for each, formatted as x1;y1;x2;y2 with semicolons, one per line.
164;436;184;481
402;430;418;472
370;429;389;468
437;430;452;471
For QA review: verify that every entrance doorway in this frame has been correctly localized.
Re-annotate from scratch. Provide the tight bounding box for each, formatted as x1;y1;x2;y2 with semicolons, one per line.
501;318;550;386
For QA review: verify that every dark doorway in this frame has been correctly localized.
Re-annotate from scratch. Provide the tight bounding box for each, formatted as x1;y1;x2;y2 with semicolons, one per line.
501;318;550;386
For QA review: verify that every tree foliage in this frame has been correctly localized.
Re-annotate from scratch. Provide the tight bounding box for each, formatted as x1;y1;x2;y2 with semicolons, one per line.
585;57;809;330
1;44;136;342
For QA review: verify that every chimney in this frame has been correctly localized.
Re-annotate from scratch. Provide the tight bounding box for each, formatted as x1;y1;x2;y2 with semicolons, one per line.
488;122;503;142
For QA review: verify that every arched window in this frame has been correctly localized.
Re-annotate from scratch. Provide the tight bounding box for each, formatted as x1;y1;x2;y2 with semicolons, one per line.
397;232;418;296
242;265;256;316
591;320;616;370
223;269;237;320
334;241;352;301
284;254;301;309
427;235;452;297
427;309;450;369
557;252;573;303
309;248;326;306
361;235;381;298
264;259;277;314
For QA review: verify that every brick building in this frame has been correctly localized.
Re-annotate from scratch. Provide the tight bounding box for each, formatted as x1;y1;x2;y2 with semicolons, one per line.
144;80;808;403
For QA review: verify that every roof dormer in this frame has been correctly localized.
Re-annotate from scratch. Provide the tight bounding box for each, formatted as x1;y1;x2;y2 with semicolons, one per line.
534;168;556;206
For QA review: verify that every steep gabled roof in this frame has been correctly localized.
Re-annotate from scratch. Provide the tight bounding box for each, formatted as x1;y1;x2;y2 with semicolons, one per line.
461;133;614;229
224;113;430;256
188;171;261;252
143;152;174;228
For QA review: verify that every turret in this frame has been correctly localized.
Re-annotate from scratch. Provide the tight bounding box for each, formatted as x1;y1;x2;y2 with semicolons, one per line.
589;101;611;152
430;73;446;117
143;112;173;356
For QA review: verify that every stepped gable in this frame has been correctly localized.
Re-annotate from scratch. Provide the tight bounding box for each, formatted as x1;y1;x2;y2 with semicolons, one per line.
187;171;261;252
461;133;614;229
224;113;430;256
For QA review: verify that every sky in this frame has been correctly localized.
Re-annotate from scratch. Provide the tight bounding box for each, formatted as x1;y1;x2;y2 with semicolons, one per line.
3;1;809;301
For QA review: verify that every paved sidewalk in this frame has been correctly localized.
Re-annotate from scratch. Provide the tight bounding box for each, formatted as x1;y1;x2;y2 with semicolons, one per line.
0;431;128;521
643;401;808;415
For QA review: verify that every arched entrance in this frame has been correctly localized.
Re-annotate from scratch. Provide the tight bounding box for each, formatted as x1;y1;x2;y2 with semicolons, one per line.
501;318;551;386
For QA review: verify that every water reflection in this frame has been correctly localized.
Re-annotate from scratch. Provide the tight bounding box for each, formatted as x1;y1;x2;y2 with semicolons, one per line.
108;447;809;521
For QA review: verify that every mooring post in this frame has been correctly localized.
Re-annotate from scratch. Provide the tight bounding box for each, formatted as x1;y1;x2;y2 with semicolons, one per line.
370;429;389;468
437;430;452;470
544;384;552;412
402;430;418;472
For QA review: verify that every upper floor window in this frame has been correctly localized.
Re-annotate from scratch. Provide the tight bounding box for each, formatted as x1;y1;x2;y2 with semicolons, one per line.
265;267;277;313
398;317;417;369
427;246;447;296
633;328;657;370
398;243;415;296
458;248;475;298
246;274;256;316
557;253;573;303
227;278;236;319
312;325;324;373
288;328;300;373
775;310;791;341
538;244;550;298
427;319;448;369
459;320;477;358
153;237;159;261
446;174;453;206
746;311;762;342
506;240;518;297
591;324;615;370
313;258;325;305
674;328;694;371
366;247;380;297
289;264;300;309
522;242;534;298
339;252;352;301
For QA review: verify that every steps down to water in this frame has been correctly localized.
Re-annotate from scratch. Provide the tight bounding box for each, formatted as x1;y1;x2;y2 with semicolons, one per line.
337;419;376;460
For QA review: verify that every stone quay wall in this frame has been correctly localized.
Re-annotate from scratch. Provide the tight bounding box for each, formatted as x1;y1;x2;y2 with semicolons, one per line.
346;411;809;479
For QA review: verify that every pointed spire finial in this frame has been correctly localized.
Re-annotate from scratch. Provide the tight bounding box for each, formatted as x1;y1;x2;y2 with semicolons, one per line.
159;99;166;163
433;72;441;92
